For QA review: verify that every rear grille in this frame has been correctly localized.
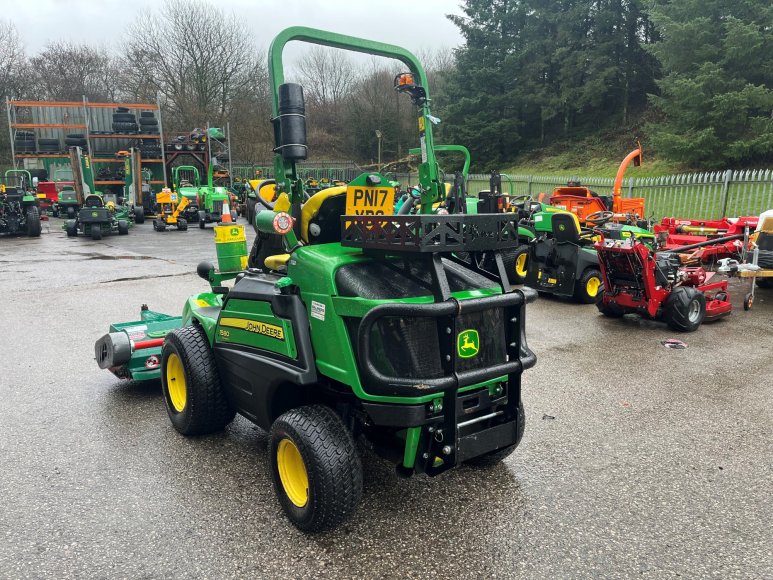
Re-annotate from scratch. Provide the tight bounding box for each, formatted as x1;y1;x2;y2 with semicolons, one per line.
347;307;506;380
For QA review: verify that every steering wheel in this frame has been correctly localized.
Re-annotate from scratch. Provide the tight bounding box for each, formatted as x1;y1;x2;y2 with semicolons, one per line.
585;210;614;226
509;194;531;205
254;180;278;210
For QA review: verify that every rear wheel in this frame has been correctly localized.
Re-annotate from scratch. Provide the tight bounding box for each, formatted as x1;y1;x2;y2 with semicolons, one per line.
161;324;235;435
26;206;41;237
466;400;525;467
597;300;625;318
575;268;603;304
66;206;75;219
663;286;706;332
177;218;188;231
268;405;363;532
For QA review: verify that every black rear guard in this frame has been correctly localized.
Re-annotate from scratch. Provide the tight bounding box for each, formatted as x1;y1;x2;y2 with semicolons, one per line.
356;288;536;475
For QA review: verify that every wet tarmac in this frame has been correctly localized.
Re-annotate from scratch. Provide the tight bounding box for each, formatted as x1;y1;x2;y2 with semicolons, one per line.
1;218;771;578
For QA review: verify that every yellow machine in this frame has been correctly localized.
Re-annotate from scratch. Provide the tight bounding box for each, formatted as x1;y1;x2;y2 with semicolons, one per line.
153;188;190;231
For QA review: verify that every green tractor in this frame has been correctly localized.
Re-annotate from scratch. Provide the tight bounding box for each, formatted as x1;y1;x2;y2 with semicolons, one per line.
172;165;234;227
95;27;536;532
63;148;130;239
0;169;41;237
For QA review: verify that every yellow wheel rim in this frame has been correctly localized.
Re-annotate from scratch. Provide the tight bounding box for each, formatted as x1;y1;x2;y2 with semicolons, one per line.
515;253;528;278
166;353;187;413
586;276;601;297
277;438;309;508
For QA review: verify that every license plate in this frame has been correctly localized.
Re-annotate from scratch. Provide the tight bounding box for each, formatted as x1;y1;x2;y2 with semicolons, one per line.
345;186;395;216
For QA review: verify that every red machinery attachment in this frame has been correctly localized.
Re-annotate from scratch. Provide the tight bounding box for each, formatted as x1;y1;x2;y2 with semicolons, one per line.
654;216;759;262
595;237;732;332
545;145;646;226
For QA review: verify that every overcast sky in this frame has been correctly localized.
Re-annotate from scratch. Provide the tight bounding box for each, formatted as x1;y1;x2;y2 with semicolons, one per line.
8;0;465;58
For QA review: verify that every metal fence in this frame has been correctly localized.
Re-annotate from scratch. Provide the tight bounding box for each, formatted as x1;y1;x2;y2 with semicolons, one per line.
391;169;772;220
232;160;361;183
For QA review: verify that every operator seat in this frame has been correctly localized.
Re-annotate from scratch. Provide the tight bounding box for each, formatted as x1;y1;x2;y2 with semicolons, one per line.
84;194;104;208
256;186;348;273
300;185;347;244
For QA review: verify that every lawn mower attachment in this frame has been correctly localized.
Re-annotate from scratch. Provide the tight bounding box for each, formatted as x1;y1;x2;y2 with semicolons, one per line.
95;306;182;381
596;235;732;331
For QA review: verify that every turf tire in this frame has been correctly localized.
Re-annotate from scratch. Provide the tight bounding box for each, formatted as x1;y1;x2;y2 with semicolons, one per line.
26;206;41;237
597;300;625;318
574;268;603;304
268;405;363;532
91;226;102;240
161;324;235;435
117;220;129;235
663;286;706;332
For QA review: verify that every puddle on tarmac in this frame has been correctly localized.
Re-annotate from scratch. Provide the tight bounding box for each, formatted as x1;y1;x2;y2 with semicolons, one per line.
84;253;155;261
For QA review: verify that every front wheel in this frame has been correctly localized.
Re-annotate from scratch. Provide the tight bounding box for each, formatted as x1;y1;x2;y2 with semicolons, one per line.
574;268;603;304
501;245;529;285
177;218;188;231
117;220;129;235
91;226;102;241
134;207;145;224
268;405;363;532
597;300;625;318
663;286;706;332
161;324;235;435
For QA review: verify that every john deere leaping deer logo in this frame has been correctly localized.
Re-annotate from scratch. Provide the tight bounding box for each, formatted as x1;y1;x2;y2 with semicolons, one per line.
457;329;480;358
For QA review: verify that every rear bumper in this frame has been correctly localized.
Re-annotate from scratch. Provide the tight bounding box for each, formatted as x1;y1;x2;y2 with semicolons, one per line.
356;288;536;475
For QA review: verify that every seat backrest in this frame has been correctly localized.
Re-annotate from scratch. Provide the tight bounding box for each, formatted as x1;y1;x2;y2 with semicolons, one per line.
84;194;103;208
300;185;347;244
551;212;581;244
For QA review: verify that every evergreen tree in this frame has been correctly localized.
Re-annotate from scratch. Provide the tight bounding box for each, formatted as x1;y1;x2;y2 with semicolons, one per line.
442;0;529;169
648;0;773;167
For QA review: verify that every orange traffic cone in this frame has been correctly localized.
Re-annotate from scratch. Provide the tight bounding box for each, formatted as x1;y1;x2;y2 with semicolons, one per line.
221;200;233;223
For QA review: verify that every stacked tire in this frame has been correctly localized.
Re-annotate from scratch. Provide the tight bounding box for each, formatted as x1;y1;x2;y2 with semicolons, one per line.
64;133;88;151
139;112;161;158
38;138;61;153
14;131;35;153
112;107;138;133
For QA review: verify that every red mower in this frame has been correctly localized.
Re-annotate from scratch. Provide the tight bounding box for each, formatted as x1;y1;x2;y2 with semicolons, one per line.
654;216;758;263
595;236;732;332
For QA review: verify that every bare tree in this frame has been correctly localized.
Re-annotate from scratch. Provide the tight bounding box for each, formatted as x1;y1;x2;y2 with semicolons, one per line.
0;20;29;99
122;0;264;128
29;41;119;101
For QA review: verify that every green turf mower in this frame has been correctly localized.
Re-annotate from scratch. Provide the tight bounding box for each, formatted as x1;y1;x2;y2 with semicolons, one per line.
63;193;130;239
172;165;234;227
524;208;654;302
95;27;536;533
62;149;130;239
0;170;41;237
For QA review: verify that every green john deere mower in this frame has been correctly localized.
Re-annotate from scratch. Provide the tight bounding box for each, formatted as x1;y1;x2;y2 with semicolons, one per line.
95;27;536;532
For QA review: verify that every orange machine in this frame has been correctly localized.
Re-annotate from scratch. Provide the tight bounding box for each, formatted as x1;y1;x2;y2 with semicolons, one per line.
545;145;645;226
